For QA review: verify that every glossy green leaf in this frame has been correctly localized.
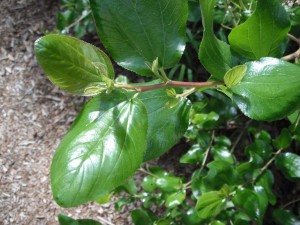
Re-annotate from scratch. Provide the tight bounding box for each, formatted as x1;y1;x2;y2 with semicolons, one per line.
138;89;191;161
256;170;276;205
58;214;102;225
165;190;186;209
272;209;300;225
273;128;292;150
202;160;239;191
192;112;219;129
224;65;247;88
183;208;205;225
35;34;114;95
90;0;188;76
233;189;260;222
228;0;290;59
231;58;300;121
199;0;232;80
51;91;148;207
180;144;205;164
275;152;300;181
131;209;153;225
196;191;226;219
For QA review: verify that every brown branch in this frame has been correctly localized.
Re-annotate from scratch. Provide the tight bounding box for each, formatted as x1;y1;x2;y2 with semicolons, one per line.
282;33;300;61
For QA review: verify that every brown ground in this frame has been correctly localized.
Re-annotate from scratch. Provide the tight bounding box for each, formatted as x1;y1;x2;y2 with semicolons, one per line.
0;1;132;224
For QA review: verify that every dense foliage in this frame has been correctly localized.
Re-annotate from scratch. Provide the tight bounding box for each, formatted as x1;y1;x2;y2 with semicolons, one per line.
36;0;300;224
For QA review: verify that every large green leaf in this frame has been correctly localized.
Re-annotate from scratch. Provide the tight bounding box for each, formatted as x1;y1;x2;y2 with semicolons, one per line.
90;0;188;76
51;91;148;207
275;152;300;181
228;0;290;59
35;34;114;95
139;89;191;161
231;58;300;121
198;0;232;80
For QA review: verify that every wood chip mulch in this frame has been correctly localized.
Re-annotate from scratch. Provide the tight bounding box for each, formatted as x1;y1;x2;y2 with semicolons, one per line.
0;1;133;224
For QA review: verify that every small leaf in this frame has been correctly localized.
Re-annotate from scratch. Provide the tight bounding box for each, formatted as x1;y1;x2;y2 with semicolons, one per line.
224;65;247;88
196;191;226;219
256;170;276;205
198;0;232;80
275;152;300;181
35;34;114;95
202;160;239;191
183;208;205;225
272;209;300;225
233;188;263;224
231;58;300;121
273;128;292;150
228;0;290;59
51;91;148;207
180;144;205;165
131;209;153;225
165;190;186;209
90;0;188;75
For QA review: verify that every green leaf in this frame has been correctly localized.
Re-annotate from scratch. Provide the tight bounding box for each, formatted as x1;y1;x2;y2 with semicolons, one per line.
228;0;290;59
196;191;226;219
165;190;186;209
273;128;292;150
58;214;102;225
231;58;300;121
232;189;260;224
90;0;188;76
256;170;276;205
131;209;153;225
202;160;239;191
51;91;148;207
180;144;205;164
138;89;191;161
272;209;300;225
183;208;205;225
275;152;300;181
199;0;232;80
224;65;247;88
35;34;114;95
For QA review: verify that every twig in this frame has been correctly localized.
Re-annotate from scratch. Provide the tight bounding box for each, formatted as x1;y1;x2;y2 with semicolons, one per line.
252;148;284;184
64;10;91;32
230;120;252;153
98;217;115;225
287;33;300;45
115;81;222;93
282;198;300;209
281;48;300;61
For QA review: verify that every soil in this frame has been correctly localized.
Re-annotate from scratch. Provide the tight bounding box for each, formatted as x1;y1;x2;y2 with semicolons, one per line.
0;1;131;224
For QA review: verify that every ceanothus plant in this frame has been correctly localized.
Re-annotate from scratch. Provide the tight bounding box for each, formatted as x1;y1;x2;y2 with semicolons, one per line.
35;0;300;223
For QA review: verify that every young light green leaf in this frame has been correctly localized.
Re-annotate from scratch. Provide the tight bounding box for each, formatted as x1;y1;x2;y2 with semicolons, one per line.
199;0;232;80
196;191;226;219
228;0;290;59
275;152;300;181
138;88;191;161
224;65;247;88
51;91;148;207
90;0;188;76
35;34;114;95
231;58;300;121
165;190;186;209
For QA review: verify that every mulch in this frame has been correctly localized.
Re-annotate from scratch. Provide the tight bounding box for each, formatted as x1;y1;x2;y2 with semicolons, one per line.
0;0;133;224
